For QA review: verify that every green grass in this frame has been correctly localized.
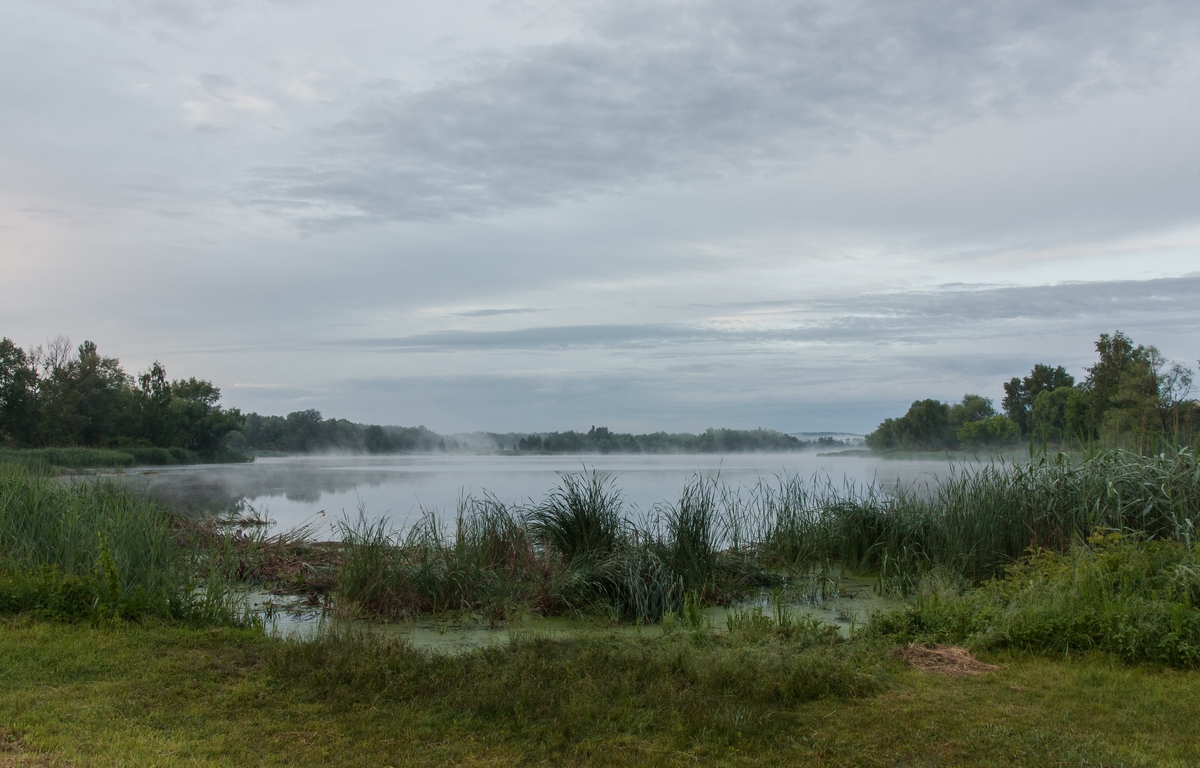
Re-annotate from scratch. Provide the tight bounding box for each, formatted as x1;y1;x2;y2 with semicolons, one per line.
5;448;1200;765
0;464;239;623
0;446;136;470
0;445;242;470
2;616;1200;766
871;531;1200;666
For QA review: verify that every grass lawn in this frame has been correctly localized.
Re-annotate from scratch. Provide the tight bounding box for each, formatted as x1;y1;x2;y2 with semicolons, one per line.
1;618;1198;767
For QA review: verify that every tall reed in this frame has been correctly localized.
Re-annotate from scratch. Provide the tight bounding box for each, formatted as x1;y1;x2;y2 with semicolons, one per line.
750;448;1200;592
333;448;1200;620
336;494;552;621
0;463;238;622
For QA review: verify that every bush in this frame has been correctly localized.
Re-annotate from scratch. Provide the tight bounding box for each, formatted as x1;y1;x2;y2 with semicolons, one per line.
870;533;1200;667
124;447;201;466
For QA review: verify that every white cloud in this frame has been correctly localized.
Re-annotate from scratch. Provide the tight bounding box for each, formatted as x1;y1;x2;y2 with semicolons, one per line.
2;0;1199;431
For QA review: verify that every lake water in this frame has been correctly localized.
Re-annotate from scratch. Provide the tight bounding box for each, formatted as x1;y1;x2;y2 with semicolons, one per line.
111;452;974;537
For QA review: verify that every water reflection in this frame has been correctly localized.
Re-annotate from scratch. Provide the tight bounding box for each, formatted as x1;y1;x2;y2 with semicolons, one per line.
255;573;904;651
109;452;975;534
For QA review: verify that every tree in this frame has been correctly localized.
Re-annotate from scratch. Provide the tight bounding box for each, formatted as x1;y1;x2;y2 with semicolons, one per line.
33;340;131;447
0;338;37;446
1029;387;1091;444
866;399;952;451
1002;364;1075;435
364;425;394;453
949;394;996;433
1149;351;1194;435
134;361;173;447
957;415;1020;448
283;409;325;452
1082;331;1196;444
169;377;243;455
1085;331;1154;433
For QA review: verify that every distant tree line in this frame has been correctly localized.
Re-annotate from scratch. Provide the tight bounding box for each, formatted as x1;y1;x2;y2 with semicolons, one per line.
867;331;1198;452
515;426;824;454
227;411;449;454
226;418;833;455
0;336;244;460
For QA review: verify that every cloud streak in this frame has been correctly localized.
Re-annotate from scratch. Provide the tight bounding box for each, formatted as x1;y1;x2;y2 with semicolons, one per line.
338;275;1200;352
250;0;1200;226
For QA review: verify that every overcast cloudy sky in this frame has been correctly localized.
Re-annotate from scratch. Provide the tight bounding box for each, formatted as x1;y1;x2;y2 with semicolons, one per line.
3;0;1199;433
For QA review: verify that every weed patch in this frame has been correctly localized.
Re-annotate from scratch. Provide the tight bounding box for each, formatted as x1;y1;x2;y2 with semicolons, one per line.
871;533;1200;667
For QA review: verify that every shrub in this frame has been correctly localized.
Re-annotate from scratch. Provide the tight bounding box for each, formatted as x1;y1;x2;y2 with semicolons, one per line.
870;533;1200;667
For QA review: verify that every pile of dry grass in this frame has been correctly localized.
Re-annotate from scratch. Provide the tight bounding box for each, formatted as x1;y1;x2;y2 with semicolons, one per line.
890;644;998;677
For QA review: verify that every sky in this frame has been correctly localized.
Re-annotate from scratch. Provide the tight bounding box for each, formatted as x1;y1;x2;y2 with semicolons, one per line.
2;0;1199;434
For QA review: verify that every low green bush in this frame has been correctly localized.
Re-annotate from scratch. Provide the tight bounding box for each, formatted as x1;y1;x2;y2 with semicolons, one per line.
0;565;94;619
870;532;1200;667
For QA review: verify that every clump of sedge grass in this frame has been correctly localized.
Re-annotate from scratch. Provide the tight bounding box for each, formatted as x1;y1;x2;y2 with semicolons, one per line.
528;470;624;566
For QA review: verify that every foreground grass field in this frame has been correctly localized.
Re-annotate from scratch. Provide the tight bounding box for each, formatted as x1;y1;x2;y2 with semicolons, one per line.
2;618;1199;767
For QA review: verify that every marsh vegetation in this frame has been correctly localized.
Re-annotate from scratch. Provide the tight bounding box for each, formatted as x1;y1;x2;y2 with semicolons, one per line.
4;446;1198;656
4;444;1200;763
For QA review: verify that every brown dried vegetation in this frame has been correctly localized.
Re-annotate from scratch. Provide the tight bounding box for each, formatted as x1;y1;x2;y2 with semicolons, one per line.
891;644;999;677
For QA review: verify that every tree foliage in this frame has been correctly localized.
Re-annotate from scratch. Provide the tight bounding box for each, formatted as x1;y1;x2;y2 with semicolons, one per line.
869;331;1199;452
0;336;243;459
515;425;815;454
1002;364;1075;434
866;396;1019;451
227;411;447;454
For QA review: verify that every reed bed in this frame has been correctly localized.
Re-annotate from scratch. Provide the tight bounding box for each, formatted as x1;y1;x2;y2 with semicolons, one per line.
0;463;240;622
335;448;1200;622
5;447;1198;629
725;448;1200;593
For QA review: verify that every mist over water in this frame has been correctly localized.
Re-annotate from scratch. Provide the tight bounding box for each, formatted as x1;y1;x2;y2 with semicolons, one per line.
113;453;976;537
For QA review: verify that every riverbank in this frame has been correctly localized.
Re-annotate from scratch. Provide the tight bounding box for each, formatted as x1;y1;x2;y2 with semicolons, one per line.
0;446;251;471
2;617;1198;766
4;450;1200;765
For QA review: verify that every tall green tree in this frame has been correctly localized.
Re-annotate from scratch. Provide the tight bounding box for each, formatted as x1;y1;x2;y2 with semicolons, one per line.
866;399;952;451
1029;387;1091;444
1083;331;1197;443
1002;364;1075;435
0;338;38;445
0;336;244;457
168;377;244;455
34;340;131;447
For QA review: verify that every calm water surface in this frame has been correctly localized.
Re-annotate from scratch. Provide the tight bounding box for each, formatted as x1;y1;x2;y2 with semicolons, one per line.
112;452;976;536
